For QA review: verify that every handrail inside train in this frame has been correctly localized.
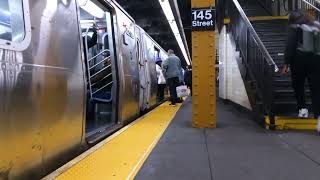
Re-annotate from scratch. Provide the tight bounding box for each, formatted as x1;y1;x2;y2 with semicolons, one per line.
88;49;111;62
90;56;111;70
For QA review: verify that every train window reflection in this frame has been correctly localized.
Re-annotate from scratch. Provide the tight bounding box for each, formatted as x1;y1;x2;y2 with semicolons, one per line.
0;0;25;43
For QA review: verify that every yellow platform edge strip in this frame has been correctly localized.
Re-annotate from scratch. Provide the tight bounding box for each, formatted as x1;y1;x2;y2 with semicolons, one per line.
265;116;317;130
43;102;182;180
224;16;288;24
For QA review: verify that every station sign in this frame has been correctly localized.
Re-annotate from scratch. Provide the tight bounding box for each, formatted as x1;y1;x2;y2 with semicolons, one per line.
192;8;215;31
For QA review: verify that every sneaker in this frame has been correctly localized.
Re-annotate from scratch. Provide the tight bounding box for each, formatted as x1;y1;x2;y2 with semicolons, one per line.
176;99;183;103
169;103;176;107
317;116;320;135
298;108;309;118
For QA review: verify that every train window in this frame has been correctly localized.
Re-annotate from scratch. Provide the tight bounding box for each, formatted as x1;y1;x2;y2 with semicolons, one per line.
0;0;25;42
136;40;141;61
154;47;160;61
0;0;30;51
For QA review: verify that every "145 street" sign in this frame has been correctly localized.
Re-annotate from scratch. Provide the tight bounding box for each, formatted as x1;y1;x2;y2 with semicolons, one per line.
192;8;215;31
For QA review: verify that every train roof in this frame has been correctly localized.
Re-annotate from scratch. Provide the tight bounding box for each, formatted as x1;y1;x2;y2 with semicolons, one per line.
135;25;168;55
108;0;167;55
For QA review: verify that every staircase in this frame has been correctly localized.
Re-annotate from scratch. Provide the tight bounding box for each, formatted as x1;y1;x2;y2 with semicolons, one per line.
252;20;311;116
217;0;316;129
239;0;270;16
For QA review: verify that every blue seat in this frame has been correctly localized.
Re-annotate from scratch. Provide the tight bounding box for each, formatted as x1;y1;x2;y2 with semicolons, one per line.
91;90;112;103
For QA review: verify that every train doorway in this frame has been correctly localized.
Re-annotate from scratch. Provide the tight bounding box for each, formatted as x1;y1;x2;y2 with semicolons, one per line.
79;0;118;143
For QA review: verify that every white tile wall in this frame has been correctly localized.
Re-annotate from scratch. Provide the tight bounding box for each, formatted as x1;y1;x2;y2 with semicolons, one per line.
218;26;252;110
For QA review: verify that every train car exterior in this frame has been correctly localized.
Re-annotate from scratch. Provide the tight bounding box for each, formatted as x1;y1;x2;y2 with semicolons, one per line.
136;26;168;111
0;0;168;179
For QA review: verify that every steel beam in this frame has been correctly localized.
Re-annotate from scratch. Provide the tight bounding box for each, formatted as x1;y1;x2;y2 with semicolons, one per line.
192;0;216;128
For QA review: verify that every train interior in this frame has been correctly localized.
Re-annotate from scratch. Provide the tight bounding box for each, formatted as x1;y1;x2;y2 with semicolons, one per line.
79;0;118;141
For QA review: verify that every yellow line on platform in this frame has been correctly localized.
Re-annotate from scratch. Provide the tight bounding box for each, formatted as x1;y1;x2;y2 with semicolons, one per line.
223;16;288;24
43;102;181;180
249;16;288;21
224;18;230;24
265;116;317;130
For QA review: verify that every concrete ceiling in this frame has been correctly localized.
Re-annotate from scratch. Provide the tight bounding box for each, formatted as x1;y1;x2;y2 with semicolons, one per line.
116;0;191;67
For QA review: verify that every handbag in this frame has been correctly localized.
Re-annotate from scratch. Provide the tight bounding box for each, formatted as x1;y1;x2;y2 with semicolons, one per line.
176;85;189;98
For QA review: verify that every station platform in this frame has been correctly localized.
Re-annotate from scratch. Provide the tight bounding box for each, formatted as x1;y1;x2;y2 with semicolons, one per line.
45;98;320;180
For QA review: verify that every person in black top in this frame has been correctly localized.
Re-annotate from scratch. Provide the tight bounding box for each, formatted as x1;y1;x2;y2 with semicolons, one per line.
184;65;192;96
82;24;98;57
282;11;320;121
82;24;98;79
83;24;99;122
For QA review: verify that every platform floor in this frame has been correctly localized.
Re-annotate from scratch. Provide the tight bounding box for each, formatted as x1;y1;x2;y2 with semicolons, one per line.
136;98;320;180
45;98;320;180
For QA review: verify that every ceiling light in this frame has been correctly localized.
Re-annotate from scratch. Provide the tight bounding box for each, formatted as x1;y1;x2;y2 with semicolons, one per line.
159;0;191;65
80;0;104;19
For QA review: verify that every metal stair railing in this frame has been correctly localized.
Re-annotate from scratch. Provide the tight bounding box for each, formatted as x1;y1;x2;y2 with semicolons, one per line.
299;0;320;21
217;0;279;120
228;0;279;112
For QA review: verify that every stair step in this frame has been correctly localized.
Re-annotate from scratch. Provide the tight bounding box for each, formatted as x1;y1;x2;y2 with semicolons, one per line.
265;117;317;130
273;101;312;105
274;89;310;93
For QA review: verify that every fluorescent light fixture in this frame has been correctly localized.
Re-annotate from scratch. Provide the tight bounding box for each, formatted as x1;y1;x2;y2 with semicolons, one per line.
80;0;104;18
159;0;191;65
80;20;96;23
80;20;96;29
2;10;10;16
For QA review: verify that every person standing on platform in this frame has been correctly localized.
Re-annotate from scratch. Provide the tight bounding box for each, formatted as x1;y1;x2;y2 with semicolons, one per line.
184;65;192;96
179;68;185;85
156;58;166;102
282;11;320;134
176;68;185;103
162;49;182;107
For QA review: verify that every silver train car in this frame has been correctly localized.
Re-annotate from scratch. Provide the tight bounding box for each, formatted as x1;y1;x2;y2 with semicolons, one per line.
0;0;168;179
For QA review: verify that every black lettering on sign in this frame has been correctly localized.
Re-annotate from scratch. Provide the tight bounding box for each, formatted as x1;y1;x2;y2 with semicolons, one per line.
192;8;215;31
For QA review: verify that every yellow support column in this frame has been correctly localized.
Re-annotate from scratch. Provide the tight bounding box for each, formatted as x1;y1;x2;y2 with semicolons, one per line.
192;0;216;128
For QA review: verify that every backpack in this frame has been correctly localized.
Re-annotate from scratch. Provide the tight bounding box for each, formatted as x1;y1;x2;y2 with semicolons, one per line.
301;24;320;54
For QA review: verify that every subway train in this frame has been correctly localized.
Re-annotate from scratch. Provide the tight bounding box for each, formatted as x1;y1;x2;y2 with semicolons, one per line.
0;0;169;179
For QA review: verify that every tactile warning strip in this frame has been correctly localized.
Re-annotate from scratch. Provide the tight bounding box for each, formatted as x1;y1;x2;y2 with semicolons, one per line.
265;116;317;130
43;102;181;180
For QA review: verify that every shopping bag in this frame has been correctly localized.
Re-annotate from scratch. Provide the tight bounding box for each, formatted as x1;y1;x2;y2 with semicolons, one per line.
176;85;189;98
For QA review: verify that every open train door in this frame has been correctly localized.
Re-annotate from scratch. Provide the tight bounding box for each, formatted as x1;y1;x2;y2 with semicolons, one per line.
135;26;149;112
79;0;120;144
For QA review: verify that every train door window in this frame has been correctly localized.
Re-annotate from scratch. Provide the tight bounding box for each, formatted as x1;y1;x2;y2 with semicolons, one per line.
0;0;31;51
79;0;118;139
136;40;142;66
154;47;160;61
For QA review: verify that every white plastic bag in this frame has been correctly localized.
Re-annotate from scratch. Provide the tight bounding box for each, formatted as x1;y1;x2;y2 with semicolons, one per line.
176;85;189;98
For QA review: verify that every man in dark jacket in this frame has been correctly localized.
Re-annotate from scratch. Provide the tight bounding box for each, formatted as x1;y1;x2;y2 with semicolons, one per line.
163;49;182;106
